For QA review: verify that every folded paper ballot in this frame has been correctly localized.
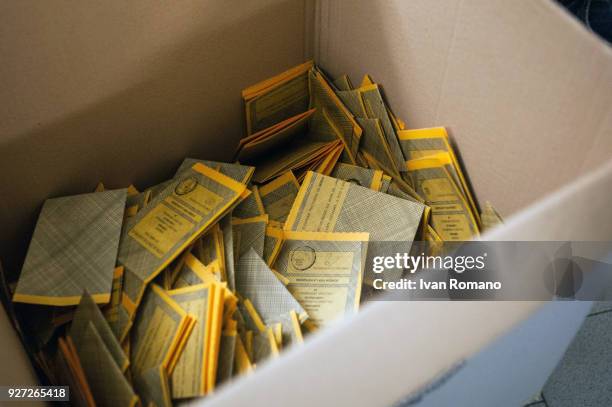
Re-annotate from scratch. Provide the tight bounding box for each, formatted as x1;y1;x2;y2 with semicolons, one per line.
72;322;139;407
168;284;216;398
232;215;268;262
235;249;307;327
274;231;369;328
131;284;193;406
7;60;494;405
259;171;300;224
285;171;424;284
406;155;479;241
119;163;247;310
243;60;313;135
175;158;255;185
263;226;284;266
331;162;384;191
13;189;127;306
70;291;129;373
236;109;316;162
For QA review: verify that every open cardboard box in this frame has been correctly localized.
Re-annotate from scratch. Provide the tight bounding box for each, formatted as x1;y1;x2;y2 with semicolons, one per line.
1;0;611;406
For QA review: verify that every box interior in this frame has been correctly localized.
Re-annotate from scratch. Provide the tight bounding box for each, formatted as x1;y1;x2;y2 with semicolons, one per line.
1;0;611;403
316;0;612;216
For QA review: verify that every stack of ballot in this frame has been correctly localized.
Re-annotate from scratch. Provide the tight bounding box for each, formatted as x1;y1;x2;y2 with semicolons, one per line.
4;61;502;406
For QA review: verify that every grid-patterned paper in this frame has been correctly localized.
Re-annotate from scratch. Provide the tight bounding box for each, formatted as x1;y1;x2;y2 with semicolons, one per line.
232;218;267;260
70;292;129;373
233;186;265;219
287;172;424;242
274;234;365;324
286;172;425;283
260;181;299;223
168;286;211;399
73;322;139;407
215;332;236;385
235;249;306;326
13;189;127;305
331;162;382;190
118;165;245;285
133;365;171;407
221;215;236;292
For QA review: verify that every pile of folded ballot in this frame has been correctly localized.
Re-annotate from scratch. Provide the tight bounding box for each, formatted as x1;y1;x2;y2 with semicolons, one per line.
4;60;503;406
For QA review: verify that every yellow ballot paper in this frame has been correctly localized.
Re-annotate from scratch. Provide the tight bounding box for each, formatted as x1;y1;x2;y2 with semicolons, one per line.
13;189;127;306
406;156;479;241
259;171;300;224
251;139;339;183
168;284;216;398
288;309;304;344
175;158;255;185
118;163;246;305
234;335;253;375
130;284;193;407
398;127;480;224
236;108;316;162
425;224;444;256
103;266;124;324
356;82;406;174
243;60;314;135
237;297;267;333
298;139;344;180
194;223;226;280
164;248;193;289
308;68;362;163
285;171;424;284
275;231;368;327
173;253;221;289
313;140;344;176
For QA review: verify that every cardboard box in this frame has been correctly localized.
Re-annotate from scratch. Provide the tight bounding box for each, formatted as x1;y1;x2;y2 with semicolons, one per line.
0;0;610;405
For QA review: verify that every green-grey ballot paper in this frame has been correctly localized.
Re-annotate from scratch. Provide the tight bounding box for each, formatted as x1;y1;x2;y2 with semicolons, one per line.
235;249;307;329
274;231;368;328
284;171;425;285
118;163;246;306
13;189;127;306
